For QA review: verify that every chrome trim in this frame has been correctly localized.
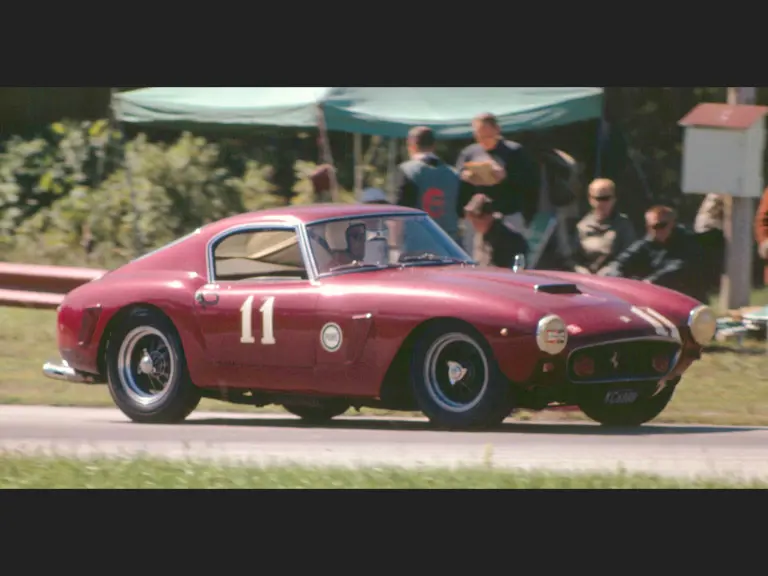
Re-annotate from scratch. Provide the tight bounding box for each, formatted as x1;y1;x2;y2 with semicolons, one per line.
297;221;320;280
42;359;97;384
205;220;318;284
307;211;424;227
564;335;683;385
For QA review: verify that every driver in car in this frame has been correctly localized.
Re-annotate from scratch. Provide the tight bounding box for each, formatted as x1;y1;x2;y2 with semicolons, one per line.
325;222;367;269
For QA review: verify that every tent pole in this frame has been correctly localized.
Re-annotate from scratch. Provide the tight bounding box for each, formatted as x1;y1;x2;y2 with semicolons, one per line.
386;138;398;200
353;133;364;198
594;88;607;179
110;88;142;258
315;104;339;202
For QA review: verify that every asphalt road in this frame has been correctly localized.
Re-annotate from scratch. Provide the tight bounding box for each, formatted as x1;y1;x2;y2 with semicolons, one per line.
2;405;768;480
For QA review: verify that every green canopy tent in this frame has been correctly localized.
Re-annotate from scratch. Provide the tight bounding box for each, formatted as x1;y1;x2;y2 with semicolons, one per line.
113;86;603;137
109;87;604;250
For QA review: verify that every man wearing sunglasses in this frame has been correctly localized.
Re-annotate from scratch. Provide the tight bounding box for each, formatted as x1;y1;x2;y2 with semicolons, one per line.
571;178;636;275
601;205;705;301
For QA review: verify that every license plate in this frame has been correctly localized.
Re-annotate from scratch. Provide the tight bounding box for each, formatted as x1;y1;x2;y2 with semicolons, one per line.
604;389;638;405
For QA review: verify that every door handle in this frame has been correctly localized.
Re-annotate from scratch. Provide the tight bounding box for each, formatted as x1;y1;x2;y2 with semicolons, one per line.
195;290;219;306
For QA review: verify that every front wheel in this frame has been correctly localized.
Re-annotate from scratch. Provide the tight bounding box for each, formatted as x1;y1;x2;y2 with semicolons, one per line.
410;321;514;430
106;308;201;424
577;381;678;427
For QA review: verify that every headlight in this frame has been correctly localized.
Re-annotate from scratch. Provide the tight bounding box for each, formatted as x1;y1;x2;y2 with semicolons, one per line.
687;305;717;345
536;314;568;355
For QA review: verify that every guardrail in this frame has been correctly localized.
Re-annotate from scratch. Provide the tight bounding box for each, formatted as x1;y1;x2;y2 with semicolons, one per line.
0;262;106;309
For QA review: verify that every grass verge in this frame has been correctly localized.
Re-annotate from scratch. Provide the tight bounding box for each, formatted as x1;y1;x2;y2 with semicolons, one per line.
2;302;768;426
0;453;765;488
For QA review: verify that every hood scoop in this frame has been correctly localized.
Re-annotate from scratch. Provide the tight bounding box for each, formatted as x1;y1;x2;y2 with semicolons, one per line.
534;283;582;295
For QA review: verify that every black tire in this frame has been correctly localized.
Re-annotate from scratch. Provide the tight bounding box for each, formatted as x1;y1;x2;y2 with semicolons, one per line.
577;381;677;427
105;308;201;424
283;400;349;423
409;320;514;430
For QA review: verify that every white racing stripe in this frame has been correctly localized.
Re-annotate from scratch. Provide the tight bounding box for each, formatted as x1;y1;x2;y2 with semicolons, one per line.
642;307;681;342
630;306;669;337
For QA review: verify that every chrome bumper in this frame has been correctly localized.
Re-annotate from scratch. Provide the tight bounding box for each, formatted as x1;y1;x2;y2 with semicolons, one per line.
42;359;98;384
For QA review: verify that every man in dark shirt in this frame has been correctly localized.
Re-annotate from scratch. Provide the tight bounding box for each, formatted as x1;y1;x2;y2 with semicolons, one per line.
601;205;706;301
464;193;528;269
456;113;541;252
394;126;461;242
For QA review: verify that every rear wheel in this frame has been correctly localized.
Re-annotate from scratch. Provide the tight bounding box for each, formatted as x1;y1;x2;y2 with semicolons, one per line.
282;399;350;423
577;380;678;427
106;309;201;424
410;321;514;430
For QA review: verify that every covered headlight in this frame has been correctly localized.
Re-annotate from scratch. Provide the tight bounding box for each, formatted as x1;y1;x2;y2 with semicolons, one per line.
536;314;568;355
687;305;717;345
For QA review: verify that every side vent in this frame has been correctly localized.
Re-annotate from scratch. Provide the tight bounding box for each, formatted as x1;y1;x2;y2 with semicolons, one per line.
534;283;582;295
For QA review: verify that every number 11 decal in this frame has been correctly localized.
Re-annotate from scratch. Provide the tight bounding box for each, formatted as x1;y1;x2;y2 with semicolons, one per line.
240;295;276;345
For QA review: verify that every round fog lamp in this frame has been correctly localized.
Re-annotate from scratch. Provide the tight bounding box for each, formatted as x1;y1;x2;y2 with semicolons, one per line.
688;305;717;346
536;314;568;355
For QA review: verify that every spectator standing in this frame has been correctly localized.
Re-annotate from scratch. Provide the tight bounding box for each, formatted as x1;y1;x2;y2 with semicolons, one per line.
309;164;336;202
571;178;636;274
754;187;768;286
601;205;705;301
694;193;725;296
464;194;528;269
394;126;462;243
455;113;540;252
754;187;768;259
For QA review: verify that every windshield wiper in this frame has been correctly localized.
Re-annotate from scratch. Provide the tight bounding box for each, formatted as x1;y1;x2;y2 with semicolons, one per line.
398;253;471;265
327;261;386;273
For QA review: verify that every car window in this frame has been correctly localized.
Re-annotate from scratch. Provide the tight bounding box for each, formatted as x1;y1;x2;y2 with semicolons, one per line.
212;228;308;281
306;214;470;275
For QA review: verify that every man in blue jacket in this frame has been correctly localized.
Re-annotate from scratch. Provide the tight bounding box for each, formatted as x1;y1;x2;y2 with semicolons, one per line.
394;126;462;243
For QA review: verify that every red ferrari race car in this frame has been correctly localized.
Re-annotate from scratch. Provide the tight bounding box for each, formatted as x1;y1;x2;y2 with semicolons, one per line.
42;203;717;430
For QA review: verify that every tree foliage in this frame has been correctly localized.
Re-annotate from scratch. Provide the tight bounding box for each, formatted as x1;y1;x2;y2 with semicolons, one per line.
1;124;355;268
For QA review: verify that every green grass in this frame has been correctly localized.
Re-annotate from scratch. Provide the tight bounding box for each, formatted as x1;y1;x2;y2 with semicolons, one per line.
2;299;768;426
0;453;764;488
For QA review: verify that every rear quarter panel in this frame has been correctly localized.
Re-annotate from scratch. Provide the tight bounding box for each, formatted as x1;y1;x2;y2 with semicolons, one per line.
57;271;208;379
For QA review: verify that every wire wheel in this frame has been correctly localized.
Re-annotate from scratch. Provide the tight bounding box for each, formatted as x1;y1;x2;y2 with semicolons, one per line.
423;332;489;413
116;326;176;407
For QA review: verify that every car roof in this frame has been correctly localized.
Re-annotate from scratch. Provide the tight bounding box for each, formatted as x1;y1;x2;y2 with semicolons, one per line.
205;203;424;234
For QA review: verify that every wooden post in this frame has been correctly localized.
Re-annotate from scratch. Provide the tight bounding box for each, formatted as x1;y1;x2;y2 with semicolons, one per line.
719;87;757;311
353;133;364;198
386;138;398;200
315;105;339;202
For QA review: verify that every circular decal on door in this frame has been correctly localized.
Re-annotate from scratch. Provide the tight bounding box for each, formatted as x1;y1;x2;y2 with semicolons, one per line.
320;322;343;352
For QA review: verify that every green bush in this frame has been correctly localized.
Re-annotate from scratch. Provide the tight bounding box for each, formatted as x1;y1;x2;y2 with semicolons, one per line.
3;129;357;269
0;119;121;238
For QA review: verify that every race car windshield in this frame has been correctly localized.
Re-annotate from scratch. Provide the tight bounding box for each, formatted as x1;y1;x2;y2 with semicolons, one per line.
306;214;473;276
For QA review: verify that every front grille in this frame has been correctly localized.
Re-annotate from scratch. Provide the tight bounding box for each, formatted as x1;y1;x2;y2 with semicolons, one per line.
567;339;681;384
